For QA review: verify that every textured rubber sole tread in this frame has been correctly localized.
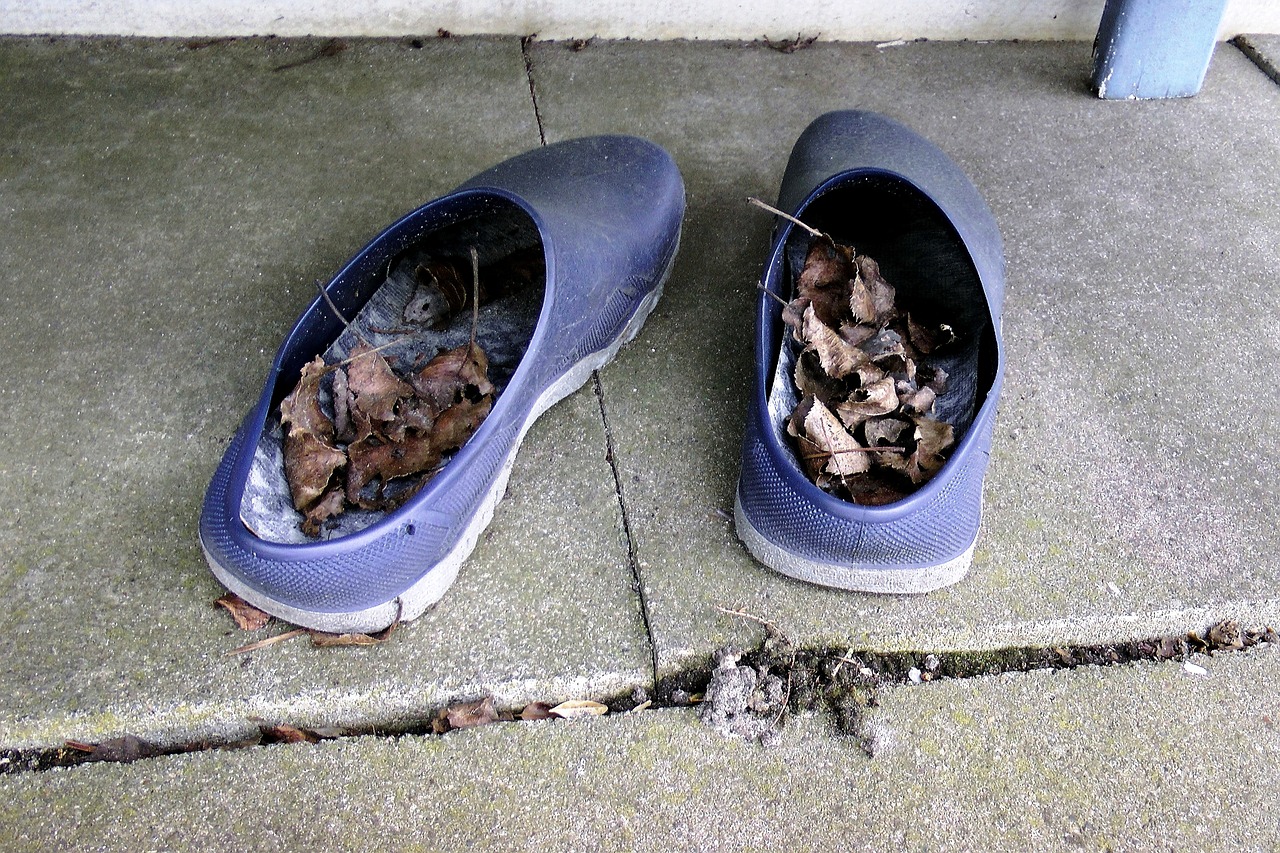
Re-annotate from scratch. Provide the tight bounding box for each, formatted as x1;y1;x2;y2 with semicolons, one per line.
732;493;975;594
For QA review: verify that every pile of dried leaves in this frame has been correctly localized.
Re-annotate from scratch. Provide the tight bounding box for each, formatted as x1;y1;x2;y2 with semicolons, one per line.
278;247;543;537
282;340;493;536
779;222;958;505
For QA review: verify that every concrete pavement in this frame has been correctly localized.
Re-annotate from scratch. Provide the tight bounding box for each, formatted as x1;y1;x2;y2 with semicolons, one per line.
1;32;1279;849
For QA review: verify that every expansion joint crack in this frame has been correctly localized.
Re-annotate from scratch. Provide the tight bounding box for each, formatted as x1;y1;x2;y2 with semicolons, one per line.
591;372;660;692
520;35;547;146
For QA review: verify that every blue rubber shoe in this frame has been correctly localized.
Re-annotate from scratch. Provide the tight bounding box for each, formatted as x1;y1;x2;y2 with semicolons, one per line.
201;136;685;632
735;111;1004;593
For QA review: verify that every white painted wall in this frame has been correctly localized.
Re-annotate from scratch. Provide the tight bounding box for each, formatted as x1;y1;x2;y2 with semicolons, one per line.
1;0;1277;40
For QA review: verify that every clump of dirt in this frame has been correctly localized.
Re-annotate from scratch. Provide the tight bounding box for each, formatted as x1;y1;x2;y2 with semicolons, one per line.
697;619;881;749
697;646;788;746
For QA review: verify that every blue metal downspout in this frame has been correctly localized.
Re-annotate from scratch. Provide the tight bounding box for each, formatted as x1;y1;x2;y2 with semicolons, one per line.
1091;0;1230;99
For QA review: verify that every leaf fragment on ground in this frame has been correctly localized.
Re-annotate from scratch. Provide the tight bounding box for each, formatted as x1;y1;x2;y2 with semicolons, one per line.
64;735;165;764
214;593;272;631
309;619;397;647
549;699;610;719
519;702;556;721
263;724;320;744
434;696;502;733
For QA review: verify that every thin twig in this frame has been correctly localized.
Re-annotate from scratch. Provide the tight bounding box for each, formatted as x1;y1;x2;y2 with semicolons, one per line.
336;336;411;367
469;246;480;351
831;647;859;678
226;628;308;656
713;605;786;638
316;279;352;326
757;283;791;308
799;445;907;459
746;196;825;238
315;279;372;347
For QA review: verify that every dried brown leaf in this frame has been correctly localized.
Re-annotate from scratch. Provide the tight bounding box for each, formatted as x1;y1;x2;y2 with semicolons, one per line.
309;628;392;647
264;724;320;744
835;377;899;426
384;396;436;443
863;417;910;448
215;593;272;631
843;473;911;506
300;485;346;538
782;296;808;341
283;431;347;511
919;364;949;395
797;237;856;328
67;735;165;763
345;431;443;509
430;395;492;453
280;356;347;513
907;313;957;355
857;255;898;324
900;385;937;416
280;356;335;441
801;304;869;379
520;702;556;721
346;343;414;424
848;275;877;325
444;696;501;730
799;235;856;292
913;416;955;455
411;344;495;409
549;699;609;719
839;322;877;349
881;354;917;387
906;416;955;484
801;396;870;478
1208;619;1244;651
862;328;906;363
793;351;846;410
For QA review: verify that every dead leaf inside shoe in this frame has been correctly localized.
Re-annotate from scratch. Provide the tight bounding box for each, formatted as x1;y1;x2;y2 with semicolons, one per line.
240;203;546;544
765;175;995;512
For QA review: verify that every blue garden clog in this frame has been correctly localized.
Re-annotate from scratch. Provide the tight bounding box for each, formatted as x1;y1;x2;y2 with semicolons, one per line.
735;111;1004;593
201;136;685;632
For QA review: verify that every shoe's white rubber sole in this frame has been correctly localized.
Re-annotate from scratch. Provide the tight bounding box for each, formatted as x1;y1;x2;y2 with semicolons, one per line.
205;247;676;634
732;492;977;595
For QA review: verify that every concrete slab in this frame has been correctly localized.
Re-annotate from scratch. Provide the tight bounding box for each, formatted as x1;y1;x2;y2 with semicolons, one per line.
529;39;1280;683
0;36;651;749
1236;33;1280;85
4;646;1278;850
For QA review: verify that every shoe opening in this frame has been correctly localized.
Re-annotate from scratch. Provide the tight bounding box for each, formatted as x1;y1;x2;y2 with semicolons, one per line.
765;172;999;505
241;195;546;544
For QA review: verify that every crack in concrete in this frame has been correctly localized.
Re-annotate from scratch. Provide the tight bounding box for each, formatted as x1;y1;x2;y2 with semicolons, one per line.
591;373;661;695
1233;36;1280;88
693;618;1280;749
3;621;1273;774
520;34;547;146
